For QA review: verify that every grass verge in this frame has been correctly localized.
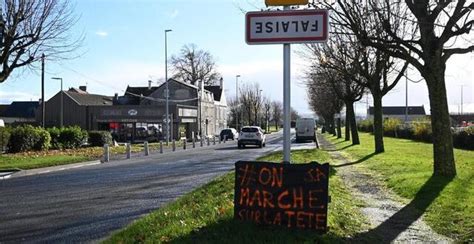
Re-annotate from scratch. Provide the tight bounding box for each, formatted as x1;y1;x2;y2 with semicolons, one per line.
0;142;184;170
324;132;473;242
105;149;369;243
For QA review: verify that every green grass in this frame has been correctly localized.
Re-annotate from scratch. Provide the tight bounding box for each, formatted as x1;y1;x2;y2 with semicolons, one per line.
0;141;185;170
0;154;92;170
106;149;369;243
324;132;474;242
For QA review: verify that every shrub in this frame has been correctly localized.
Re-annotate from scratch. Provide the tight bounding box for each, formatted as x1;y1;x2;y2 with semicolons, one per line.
453;127;474;150
0;127;11;152
383;118;402;137
358;119;373;133
7;125;51;153
47;127;62;149
59;126;88;149
88;131;112;147
412;117;432;142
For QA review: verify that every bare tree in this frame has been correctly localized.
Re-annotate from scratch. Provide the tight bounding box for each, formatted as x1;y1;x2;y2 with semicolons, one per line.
334;1;474;176
272;101;282;130
0;0;81;83
304;32;366;145
170;44;222;86
306;73;344;135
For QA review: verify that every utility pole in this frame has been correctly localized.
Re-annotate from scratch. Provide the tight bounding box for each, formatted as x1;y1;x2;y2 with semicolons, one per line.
41;54;45;127
235;75;240;130
461;85;464;115
405;69;408;123
164;29;172;144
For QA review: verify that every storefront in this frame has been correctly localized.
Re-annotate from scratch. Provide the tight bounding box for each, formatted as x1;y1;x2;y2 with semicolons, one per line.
89;105;198;142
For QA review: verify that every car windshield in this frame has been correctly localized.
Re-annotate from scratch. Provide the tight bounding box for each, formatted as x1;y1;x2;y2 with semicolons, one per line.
242;127;258;133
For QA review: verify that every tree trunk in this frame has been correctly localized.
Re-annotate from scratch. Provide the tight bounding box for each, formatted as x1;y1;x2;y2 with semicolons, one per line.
331;118;337;136
337;118;342;138
425;68;456;177
372;94;384;153
346;101;360;145
345;109;351;141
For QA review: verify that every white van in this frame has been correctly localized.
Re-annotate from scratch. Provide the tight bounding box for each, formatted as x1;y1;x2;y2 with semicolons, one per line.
295;118;316;142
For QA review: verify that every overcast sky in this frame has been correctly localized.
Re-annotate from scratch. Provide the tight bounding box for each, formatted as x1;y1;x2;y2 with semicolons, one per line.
1;0;473;116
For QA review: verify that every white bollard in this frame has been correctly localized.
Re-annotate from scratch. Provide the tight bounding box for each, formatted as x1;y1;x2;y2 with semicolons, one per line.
126;143;131;159
223;135;227;143
103;144;109;163
144;141;149;156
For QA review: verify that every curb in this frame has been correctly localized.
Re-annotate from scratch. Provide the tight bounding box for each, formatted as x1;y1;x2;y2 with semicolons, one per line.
2;160;102;180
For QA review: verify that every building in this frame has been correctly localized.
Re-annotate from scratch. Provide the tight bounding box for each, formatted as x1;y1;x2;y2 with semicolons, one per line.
0;101;39;124
41;86;113;129
41;79;228;142
367;106;426;122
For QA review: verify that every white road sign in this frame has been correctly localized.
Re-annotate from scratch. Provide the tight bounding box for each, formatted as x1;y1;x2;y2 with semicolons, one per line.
246;9;329;44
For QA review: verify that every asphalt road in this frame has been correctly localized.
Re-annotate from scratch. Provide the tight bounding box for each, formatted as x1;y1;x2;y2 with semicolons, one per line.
0;130;316;243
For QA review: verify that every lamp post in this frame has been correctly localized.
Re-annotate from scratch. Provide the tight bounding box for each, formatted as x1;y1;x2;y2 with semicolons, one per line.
165;29;172;144
51;77;63;127
235;75;240;130
257;89;262;126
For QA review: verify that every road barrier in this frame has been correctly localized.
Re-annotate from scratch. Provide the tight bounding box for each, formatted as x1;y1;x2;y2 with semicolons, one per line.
160;141;163;154
224;135;227;143
126;143;131;159
213;136;216;145
193;137;196;148
207;137;210;146
103;144;109;162
183;139;187;150
144;141;149;156
200;137;203;147
172;140;176;151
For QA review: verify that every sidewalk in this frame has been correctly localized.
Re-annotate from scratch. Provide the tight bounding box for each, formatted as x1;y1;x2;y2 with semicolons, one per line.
317;133;452;243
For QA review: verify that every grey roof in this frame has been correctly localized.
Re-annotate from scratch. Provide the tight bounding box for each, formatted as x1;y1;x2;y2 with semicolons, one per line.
65;91;113;106
204;86;223;102
368;106;426;115
2;101;39;118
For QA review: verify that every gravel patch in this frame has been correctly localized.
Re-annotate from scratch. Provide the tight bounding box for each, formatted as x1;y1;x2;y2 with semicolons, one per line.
318;134;452;243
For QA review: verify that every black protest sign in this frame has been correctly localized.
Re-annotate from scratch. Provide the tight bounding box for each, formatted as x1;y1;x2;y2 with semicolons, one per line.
234;161;329;232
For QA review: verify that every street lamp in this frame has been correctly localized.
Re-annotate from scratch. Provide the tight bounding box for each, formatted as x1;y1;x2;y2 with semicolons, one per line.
51;77;63;127
257;89;262;126
165;29;172;144
235;75;240;130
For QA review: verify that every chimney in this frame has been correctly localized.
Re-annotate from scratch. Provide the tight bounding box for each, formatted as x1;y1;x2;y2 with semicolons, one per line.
148;80;152;90
219;77;223;89
113;93;119;105
79;86;87;92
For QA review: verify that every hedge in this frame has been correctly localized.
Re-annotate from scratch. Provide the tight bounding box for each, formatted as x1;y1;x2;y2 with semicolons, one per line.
47;126;88;149
7;125;51;153
88;131;113;147
0;127;11;151
357;119;473;150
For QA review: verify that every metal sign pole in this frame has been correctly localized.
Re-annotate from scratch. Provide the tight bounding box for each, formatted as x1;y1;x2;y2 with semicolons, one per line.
283;5;291;164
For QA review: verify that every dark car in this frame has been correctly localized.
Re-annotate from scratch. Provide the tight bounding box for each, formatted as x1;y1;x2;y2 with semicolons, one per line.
220;128;238;141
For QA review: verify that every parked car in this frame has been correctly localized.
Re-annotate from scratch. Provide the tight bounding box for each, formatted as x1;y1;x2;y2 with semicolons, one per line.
238;126;266;148
220;128;238;141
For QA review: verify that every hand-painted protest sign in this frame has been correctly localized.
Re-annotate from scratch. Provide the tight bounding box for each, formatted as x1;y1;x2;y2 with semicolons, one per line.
234;161;329;232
